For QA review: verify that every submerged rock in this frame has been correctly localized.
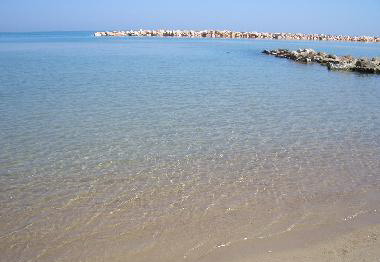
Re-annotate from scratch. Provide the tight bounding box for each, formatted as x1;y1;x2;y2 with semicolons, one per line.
262;48;380;74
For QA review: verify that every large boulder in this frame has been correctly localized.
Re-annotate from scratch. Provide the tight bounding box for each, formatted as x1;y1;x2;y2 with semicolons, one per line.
354;59;379;73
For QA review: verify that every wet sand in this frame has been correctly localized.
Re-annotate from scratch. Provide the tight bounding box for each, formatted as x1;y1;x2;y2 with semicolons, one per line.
241;224;380;262
198;219;380;262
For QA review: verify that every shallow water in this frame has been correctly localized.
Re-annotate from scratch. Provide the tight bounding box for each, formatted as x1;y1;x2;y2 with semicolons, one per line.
0;32;379;262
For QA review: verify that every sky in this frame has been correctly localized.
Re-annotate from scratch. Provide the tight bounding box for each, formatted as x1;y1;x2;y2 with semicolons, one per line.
0;0;379;35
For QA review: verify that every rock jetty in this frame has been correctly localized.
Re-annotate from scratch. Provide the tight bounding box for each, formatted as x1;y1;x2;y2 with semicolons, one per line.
262;49;380;74
94;30;380;42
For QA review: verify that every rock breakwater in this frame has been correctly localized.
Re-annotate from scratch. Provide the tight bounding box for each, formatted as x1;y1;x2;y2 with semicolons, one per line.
94;30;380;42
262;49;380;74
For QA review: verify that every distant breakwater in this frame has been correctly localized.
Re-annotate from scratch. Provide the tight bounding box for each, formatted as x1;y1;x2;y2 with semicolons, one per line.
94;30;380;42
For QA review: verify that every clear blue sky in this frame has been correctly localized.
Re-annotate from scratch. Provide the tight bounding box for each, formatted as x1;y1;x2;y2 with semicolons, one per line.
0;0;379;35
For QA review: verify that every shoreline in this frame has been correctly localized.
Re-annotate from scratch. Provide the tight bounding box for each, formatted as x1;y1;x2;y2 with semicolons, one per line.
239;223;380;262
197;209;380;262
94;29;380;43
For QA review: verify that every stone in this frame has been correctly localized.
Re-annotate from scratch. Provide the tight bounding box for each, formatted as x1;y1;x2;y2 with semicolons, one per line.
354;59;377;73
93;30;380;42
263;48;380;74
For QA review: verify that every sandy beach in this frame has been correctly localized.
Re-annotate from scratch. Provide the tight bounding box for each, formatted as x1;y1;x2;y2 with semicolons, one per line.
197;217;380;262
244;224;380;262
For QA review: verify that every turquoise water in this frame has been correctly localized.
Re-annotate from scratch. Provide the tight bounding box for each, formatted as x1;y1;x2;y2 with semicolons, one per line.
0;32;379;262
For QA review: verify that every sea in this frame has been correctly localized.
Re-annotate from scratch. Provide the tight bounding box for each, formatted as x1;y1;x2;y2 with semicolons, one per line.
0;31;379;262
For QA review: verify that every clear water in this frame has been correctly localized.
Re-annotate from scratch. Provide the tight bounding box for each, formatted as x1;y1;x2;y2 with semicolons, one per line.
0;32;379;262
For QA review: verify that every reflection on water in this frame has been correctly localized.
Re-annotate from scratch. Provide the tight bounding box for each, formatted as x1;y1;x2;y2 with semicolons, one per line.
0;32;379;261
